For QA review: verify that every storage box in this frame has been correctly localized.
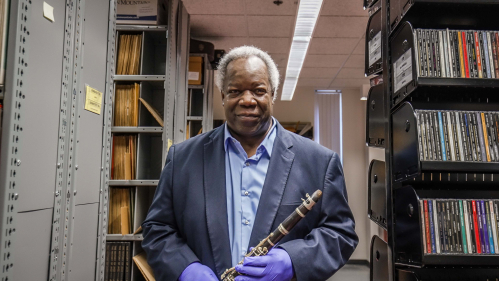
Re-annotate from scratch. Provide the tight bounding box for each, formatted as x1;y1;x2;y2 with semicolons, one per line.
188;56;203;85
117;0;167;25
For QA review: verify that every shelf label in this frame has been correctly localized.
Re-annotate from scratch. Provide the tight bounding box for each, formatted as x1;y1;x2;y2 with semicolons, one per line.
369;32;382;67
84;85;103;115
43;2;55;22
394;49;413;93
188;71;199;81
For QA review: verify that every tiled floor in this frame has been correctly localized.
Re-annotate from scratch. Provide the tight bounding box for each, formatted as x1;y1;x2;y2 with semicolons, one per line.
327;264;370;281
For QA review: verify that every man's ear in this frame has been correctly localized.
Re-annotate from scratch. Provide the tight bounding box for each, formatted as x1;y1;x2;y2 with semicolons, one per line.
221;91;225;101
271;90;275;104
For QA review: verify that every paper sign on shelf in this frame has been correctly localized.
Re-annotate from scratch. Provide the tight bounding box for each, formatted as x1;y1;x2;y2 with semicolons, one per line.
43;2;55;22
188;72;200;81
84;85;103;115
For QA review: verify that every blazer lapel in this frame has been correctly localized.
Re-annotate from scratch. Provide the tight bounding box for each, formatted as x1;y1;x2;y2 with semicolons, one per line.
204;127;232;276
248;123;295;247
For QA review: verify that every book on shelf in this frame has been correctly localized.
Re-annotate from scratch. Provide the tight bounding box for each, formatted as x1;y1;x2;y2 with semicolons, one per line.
420;199;499;255
109;187;134;235
114;84;139;127
139;97;164;126
415;109;499;162
112;135;137;180
105;242;132;281
133;252;156;281
413;28;499;79
116;34;142;75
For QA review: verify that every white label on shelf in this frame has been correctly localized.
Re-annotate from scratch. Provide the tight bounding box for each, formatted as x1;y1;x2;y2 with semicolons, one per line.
43;2;55;22
394;49;413;92
394;49;412;77
188;71;200;81
369;32;382;54
369;46;382;67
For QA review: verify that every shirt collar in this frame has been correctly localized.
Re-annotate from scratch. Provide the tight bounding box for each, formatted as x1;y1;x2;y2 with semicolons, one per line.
224;117;277;157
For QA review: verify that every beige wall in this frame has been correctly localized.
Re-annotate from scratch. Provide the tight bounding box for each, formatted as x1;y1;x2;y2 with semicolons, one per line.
213;81;370;261
341;88;368;260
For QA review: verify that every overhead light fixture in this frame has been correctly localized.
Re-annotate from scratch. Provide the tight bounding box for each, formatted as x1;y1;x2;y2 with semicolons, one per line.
281;0;324;101
316;89;340;94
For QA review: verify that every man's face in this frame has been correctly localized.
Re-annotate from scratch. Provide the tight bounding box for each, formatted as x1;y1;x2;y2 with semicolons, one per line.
222;56;274;139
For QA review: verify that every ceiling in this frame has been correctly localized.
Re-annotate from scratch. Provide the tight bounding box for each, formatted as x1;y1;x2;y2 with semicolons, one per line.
182;0;370;93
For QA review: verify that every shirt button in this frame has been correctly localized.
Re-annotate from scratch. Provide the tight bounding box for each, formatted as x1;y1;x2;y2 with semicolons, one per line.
244;191;249;196
245;162;250;166
244;220;249;225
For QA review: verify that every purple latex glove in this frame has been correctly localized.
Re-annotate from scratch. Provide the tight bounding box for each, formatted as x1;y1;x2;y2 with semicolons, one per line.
179;262;219;281
234;248;294;281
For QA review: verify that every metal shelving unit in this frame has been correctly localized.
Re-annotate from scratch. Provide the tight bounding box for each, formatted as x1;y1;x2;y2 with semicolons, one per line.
367;0;499;280
97;1;188;280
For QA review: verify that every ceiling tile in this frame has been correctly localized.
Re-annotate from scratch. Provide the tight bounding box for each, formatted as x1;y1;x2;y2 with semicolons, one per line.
353;38;366;55
277;67;286;79
182;0;246;15
244;0;297;15
297;78;332;88
247;16;294;38
336;67;366;79
309;38;359;55
329;78;370;88
268;53;288;68
314;16;368;38
303;54;349;68
300;67;339;79
344;54;365;68
249;37;290;54
191;37;250;51
321;0;367;17
190;15;248;37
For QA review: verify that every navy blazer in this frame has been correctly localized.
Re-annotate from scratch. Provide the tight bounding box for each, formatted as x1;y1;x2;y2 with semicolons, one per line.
142;122;358;281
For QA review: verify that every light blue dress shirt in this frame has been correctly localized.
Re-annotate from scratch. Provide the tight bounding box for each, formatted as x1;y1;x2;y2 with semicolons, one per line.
224;117;277;267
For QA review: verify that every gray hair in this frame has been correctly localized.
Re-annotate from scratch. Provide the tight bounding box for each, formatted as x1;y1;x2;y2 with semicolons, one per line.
215;46;280;101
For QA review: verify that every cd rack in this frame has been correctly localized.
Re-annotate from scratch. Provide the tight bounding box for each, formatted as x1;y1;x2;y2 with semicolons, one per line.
365;0;499;279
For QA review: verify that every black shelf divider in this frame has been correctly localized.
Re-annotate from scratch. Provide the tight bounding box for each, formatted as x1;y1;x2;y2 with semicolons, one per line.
370;235;389;281
369;160;387;229
366;84;385;147
366;7;383;76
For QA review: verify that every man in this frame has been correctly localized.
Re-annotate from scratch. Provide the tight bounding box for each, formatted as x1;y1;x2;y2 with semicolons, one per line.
142;46;358;281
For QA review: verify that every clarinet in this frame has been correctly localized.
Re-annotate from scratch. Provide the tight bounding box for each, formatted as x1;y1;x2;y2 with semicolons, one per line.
221;189;323;281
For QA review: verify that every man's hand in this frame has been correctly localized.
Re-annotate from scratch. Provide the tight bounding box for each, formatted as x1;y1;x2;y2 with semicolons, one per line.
234;248;294;281
179;262;219;281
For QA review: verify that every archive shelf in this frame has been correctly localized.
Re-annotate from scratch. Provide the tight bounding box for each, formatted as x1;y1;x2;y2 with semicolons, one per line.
393;186;499;267
111;127;163;133
101;1;188;280
181;53;214;140
366;0;499;279
390;22;499;108
389;0;499;35
392;102;499;182
106;234;144;241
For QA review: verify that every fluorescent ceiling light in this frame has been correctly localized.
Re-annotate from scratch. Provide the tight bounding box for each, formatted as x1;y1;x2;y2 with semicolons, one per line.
281;0;324;101
316;89;339;94
360;97;368;101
